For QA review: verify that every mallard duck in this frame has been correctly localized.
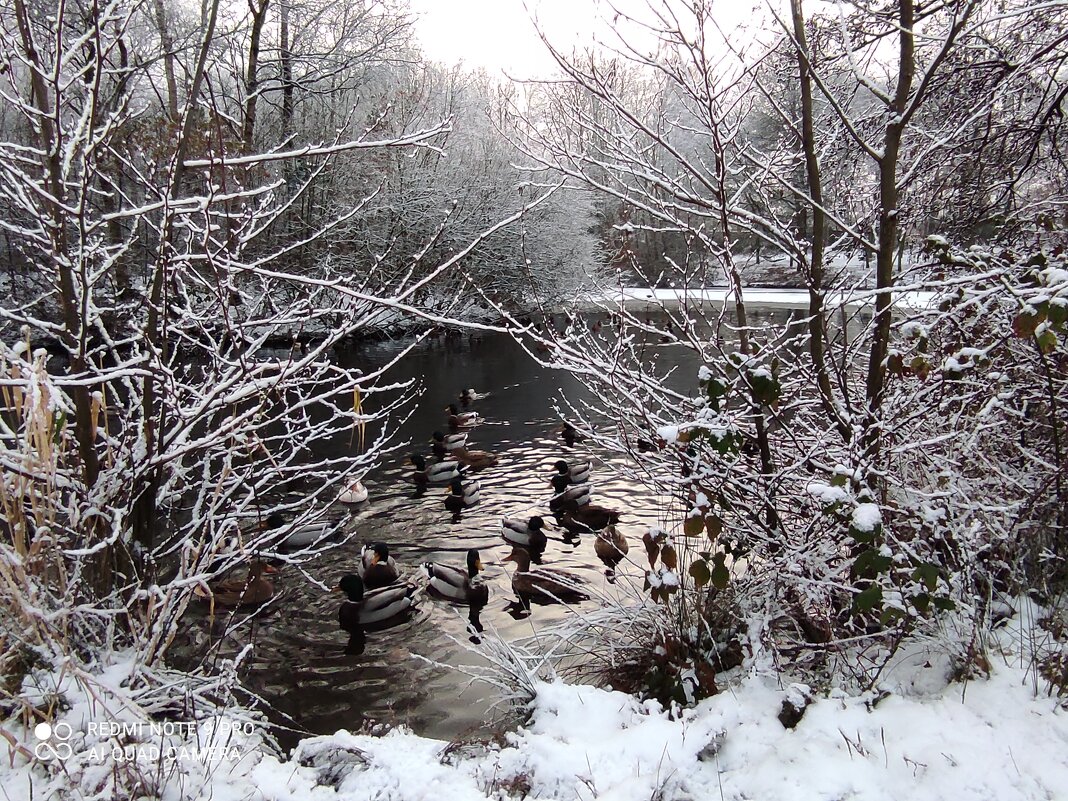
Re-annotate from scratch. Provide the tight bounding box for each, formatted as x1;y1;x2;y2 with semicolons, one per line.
459;389;489;406
431;430;470;460
561;422;587;447
549;474;591;512
338;479;369;504
337;574;418;631
446;403;480;432
554;459;592;484
444;478;481;513
359;542;400;589
501;516;548;551
594;525;629;572
559;503;621;533
504;547;588;604
257;513;334;549
194;560;276;608
410;453;461;486
451;446;499;470
423;549;489;606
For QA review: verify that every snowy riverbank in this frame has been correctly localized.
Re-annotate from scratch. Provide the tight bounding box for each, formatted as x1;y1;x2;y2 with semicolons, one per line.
578;285;938;313
5;603;1066;800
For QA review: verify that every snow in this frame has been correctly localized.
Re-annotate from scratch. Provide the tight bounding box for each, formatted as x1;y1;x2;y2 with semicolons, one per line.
806;481;850;504
5;605;1068;800
853;503;882;532
583;287;939;312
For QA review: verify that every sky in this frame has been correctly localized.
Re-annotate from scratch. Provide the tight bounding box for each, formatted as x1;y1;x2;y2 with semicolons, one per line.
407;0;769;79
406;0;623;78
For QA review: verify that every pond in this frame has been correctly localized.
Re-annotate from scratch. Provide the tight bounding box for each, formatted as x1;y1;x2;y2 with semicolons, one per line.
173;307;809;751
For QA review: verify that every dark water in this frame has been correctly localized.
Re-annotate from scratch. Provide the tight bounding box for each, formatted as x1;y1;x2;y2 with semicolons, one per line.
174;309;807;750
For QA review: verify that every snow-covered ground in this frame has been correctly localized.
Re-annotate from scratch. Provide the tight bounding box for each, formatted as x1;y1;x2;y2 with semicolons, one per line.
5;604;1066;800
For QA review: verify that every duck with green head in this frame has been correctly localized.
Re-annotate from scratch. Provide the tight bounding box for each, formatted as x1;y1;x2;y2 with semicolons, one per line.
337;573;418;632
358;542;399;589
423;549;489;607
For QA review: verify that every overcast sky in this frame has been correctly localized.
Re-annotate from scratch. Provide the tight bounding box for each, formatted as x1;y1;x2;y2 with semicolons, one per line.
407;0;625;77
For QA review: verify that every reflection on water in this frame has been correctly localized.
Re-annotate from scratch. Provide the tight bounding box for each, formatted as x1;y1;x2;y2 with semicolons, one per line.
172;309;805;750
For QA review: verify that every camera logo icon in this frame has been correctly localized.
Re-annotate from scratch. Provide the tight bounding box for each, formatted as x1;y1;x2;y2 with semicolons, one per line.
33;722;73;761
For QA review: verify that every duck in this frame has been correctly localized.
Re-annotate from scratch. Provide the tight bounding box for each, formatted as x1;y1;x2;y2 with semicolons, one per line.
459;388;489;407
422;549;489;606
561;422;587;447
451;446;499;470
254;513;334;549
431;430;468;459
594;525;629;572
549;474;591;512
554;459;592;484
338;478;369;504
446;403;480;432
504;547;588;604
358;542;400;589
444;478;481;514
194;560;276;608
337;574;418;631
501;516;549;552
558;503;622;534
409;453;461;487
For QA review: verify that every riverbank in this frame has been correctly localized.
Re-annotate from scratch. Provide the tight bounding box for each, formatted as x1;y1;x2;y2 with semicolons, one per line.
5;602;1065;800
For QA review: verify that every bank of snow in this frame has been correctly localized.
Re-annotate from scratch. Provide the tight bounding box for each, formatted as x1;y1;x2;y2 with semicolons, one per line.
5;606;1066;800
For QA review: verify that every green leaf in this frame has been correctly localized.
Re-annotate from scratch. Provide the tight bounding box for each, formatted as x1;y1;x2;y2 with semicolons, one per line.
1036;329;1058;355
749;371;780;406
911;563;940;593
853;549;893;578
853;585;883;613
689;559;711;588
913;592;931;615
932;597;956;612
706;378;727;399
849;523;880;545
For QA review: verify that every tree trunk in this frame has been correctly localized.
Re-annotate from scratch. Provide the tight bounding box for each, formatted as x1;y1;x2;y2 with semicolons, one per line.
791;0;849;441
862;0;916;466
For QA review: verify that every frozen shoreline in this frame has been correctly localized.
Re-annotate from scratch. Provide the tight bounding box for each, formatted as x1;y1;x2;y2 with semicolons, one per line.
575;286;938;312
5;604;1067;801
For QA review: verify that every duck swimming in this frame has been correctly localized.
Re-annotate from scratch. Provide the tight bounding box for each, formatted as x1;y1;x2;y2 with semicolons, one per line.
554;459;592;484
446;403;480;432
451;446;499;470
423;549;489;606
501;516;548;552
444;478;481;514
431;431;469;460
358;542;400;589
504;547;588;604
594;525;629;574
459;389;489;407
561;422;587;447
549;474;591;512
194;560;277;608
410;453;461;487
337;574;418;631
338;478;369;504
558;503;622;533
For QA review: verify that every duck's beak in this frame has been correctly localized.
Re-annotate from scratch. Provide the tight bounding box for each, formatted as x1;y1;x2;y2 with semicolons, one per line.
371;553;380;565
476;559;484;571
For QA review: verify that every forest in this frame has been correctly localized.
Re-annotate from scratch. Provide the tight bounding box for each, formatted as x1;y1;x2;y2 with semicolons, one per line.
1;0;1067;799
